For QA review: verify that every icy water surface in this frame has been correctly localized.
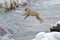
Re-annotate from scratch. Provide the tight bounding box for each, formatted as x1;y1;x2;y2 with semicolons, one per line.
0;0;60;40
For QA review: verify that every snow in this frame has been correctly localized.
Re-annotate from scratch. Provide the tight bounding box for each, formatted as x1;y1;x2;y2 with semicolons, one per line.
32;32;60;40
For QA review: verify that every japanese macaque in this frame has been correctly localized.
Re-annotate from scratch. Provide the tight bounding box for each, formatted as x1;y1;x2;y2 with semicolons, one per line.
23;7;44;23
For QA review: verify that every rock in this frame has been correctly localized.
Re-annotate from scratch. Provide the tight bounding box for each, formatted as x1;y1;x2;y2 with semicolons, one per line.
50;20;60;32
0;25;11;36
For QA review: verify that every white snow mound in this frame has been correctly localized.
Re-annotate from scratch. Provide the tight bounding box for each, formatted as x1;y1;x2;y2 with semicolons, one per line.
32;32;60;40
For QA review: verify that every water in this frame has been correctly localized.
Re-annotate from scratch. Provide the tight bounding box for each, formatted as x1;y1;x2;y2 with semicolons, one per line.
0;0;60;40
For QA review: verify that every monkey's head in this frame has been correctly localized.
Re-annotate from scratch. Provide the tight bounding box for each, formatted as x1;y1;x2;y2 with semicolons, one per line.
24;7;31;11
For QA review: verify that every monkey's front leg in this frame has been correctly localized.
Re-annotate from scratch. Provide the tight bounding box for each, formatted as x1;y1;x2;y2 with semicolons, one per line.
23;11;28;16
24;15;29;19
23;13;27;16
40;18;44;23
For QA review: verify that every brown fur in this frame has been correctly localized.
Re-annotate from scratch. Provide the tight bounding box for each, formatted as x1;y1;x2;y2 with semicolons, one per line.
23;7;44;23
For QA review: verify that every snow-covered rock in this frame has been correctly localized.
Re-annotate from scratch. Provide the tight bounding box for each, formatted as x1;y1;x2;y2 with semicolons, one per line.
50;20;60;32
32;32;60;40
52;21;60;26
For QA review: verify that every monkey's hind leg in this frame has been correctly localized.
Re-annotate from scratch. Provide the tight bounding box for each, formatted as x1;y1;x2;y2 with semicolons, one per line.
36;15;44;23
24;15;29;19
39;16;44;23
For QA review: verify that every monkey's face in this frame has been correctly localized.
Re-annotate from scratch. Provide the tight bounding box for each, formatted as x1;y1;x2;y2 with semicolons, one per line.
24;7;30;11
24;8;28;11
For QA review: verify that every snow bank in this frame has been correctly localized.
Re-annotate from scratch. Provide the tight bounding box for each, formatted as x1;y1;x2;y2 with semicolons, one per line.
32;32;60;40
